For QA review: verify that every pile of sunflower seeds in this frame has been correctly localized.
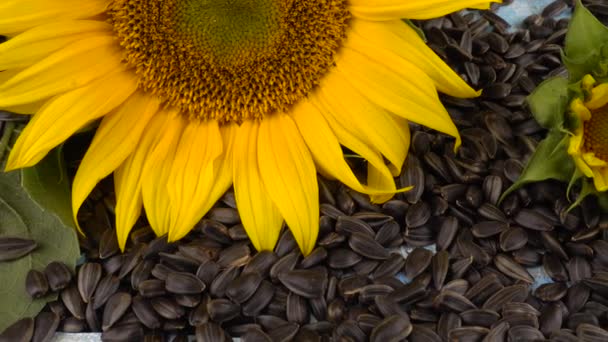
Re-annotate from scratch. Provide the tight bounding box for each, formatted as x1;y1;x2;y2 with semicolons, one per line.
3;0;608;341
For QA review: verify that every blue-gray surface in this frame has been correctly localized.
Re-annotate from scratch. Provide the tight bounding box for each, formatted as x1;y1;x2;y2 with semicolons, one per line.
496;0;572;27
53;0;562;340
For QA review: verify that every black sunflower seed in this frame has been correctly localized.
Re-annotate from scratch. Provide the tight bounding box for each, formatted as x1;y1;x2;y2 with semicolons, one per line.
25;269;49;299
0;318;34;342
0;237;37;262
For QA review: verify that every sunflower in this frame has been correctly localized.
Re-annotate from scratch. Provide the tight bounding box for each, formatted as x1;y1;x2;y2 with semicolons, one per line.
568;74;608;191
0;0;497;255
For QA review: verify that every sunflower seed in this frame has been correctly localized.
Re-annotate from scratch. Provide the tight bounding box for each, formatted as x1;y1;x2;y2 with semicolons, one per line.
129;260;154;291
438;312;462;342
544;254;568;281
45;261;73;291
448;326;489;342
150;297;184;320
542;0;567;18
92;274;120;309
138;279;166;298
495;254;534;283
102;292;131;331
434;290;477;313
241;327;273;342
499;227;528;252
370;315;412;342
482;321;509;342
405;247;433;280
0;237;37;262
508;325;544;341
195;322;231;342
242;280;275;317
465;273;504;305
0;317;34;342
349;232;389;260
514;209;553;231
461;309;500;327
437;216;459;250
472;221;508;238
60;284;85;320
577;323;608;342
372;254;406;280
566;283;590;314
551;329;580;342
401;155;425;204
217;243;251;268
336;216;375;237
207;298;240;323
131;295;161;329
540;303;563;337
77;262;102;303
25;269;49;299
165;271;206;295
242;251;278;277
60;317;85;333
567;256;592;282
483;284;529;311
221;272;260;305
535;282;567;302
327;248;361;269
209;266;240;298
32;312;60;342
432;250;449;290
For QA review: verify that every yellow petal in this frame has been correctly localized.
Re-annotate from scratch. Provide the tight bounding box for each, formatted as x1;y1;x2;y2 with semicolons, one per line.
571;98;591;121
292;98;397;195
141;111;185;237
0;0;108;35
349;0;500;20
0;20;112;70
167;120;223;242
316;69;409;174
6;67;138;170
573;156;594;178
200;122;238;212
368;163;397;203
114;110;171;250
335;47;461;149
591;168;608;191
309;94;397;198
257;114;319;255
586;83;608;110
583;152;608;167
349;19;478;98
233;120;283;252
72;92;160;236
0;34;122;107
0;69;43;114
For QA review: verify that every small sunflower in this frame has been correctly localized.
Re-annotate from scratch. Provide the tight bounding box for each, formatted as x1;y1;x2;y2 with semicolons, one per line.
568;75;608;191
0;0;497;255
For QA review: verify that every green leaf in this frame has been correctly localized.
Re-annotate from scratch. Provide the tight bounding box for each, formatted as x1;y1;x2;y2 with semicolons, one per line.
527;76;569;129
565;0;608;63
21;148;75;229
500;131;575;201
0;152;79;331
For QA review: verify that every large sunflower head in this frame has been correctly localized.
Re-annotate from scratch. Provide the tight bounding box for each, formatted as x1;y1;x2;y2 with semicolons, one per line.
0;0;497;255
568;75;608;191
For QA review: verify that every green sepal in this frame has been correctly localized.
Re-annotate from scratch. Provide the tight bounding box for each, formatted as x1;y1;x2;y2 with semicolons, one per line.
527;76;569;130
598;192;608;211
500;130;574;202
567;178;608;212
404;19;426;41
567;176;595;211
562;1;608;80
